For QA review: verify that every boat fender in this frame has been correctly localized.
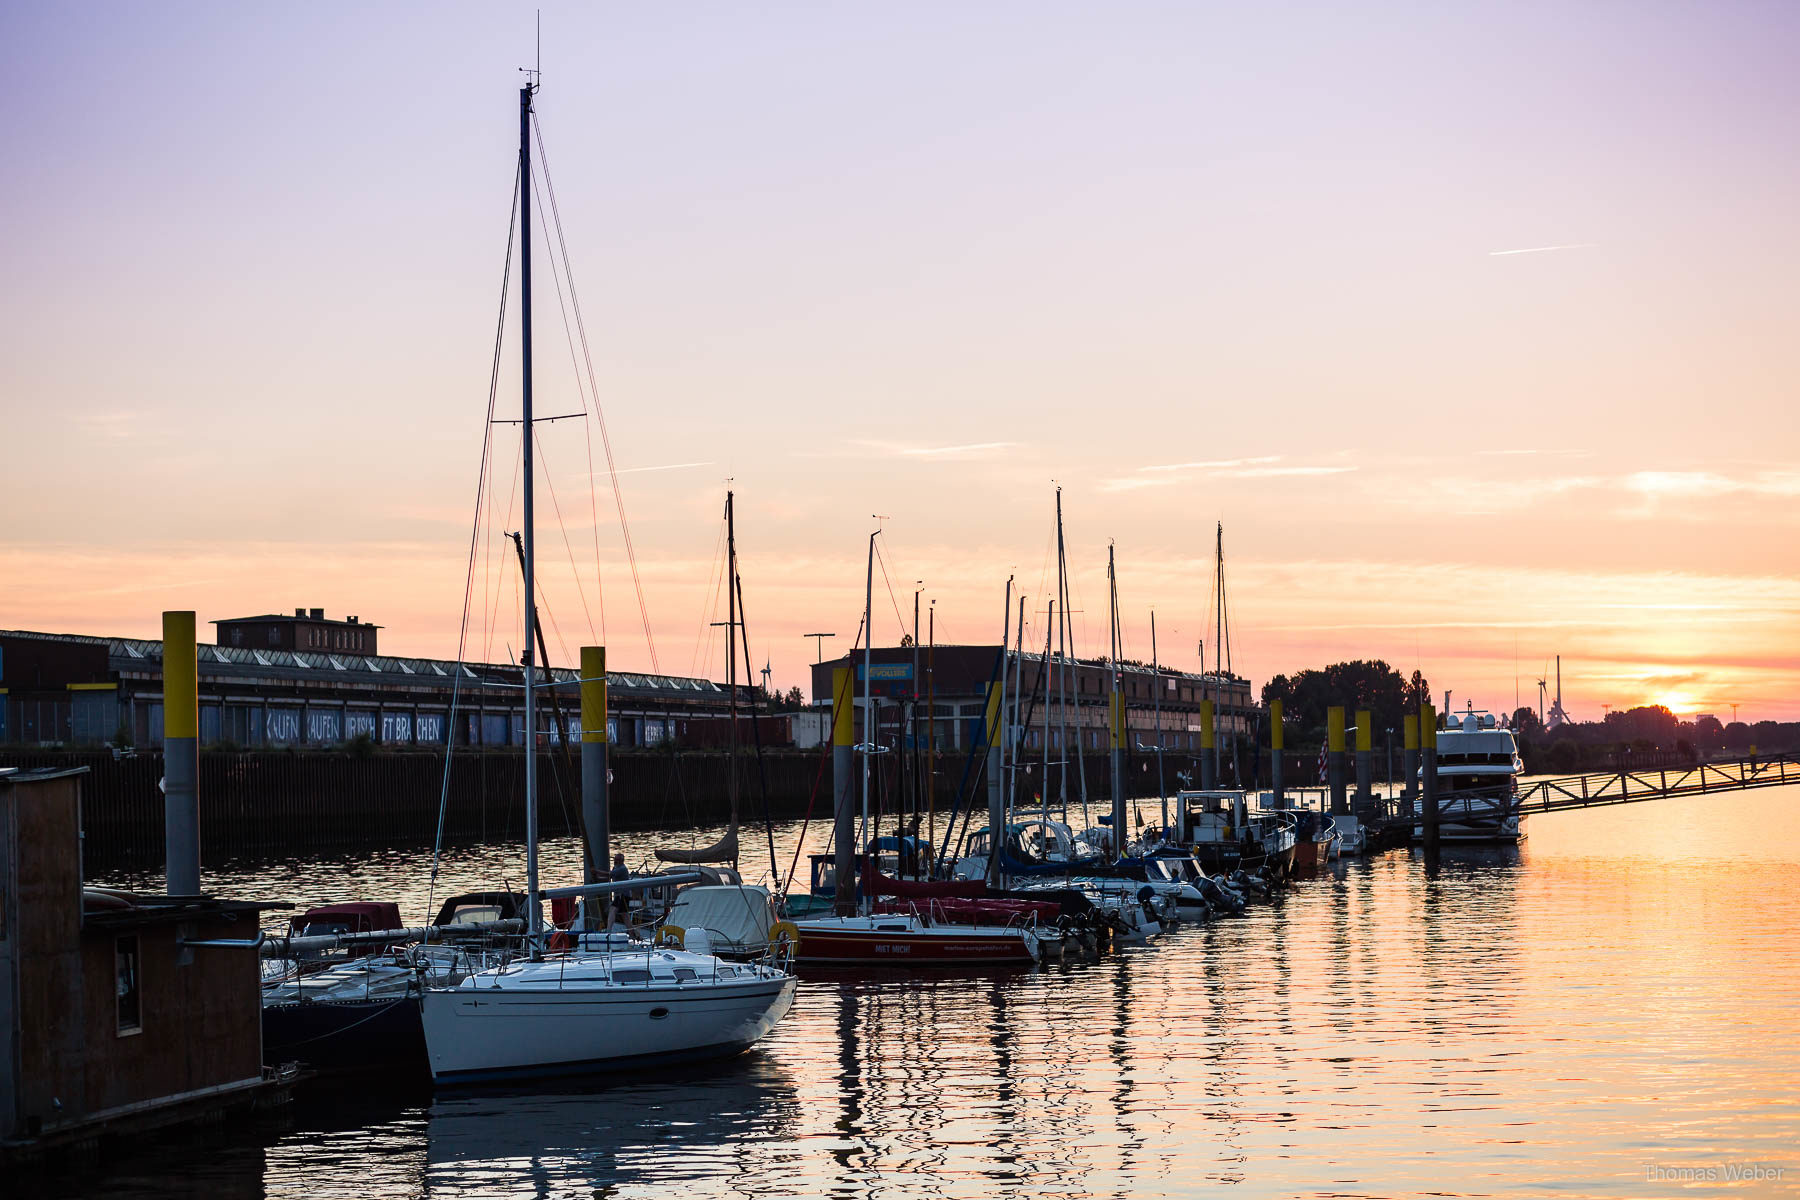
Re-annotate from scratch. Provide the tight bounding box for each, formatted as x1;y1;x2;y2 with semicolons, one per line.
1135;885;1156;905
655;924;685;948
769;920;802;950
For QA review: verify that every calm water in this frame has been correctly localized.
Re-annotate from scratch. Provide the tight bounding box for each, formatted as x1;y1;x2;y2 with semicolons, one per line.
64;787;1800;1198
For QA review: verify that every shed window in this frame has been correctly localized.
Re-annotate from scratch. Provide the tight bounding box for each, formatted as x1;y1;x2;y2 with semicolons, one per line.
116;935;142;1035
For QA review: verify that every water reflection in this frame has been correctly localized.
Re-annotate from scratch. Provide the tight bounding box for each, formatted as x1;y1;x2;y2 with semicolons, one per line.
423;1059;799;1198
56;787;1800;1198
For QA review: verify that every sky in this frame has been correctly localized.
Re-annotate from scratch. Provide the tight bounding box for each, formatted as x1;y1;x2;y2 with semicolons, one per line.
3;2;1798;722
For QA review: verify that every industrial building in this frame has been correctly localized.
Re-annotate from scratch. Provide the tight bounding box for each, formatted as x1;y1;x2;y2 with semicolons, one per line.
0;614;743;751
809;644;1258;752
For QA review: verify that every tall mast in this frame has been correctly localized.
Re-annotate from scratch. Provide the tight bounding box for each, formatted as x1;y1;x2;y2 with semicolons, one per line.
1053;488;1089;825
1212;520;1223;790
726;490;739;865
1054;490;1069;822
1011;593;1025;813
1153;610;1166;836
910;585;921;848
990;576;1013;893
861;529;877;912
518;83;542;953
1041;599;1054;826
926;600;935;860
1107;543;1124;858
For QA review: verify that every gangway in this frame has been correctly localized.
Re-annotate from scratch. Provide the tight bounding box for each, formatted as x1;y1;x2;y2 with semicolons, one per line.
1434;754;1800;822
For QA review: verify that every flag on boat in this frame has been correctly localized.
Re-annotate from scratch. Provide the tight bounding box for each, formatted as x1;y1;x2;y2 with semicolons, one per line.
1317;742;1327;784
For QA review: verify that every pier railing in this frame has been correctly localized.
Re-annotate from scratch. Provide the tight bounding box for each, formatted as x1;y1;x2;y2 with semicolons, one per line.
1436;754;1799;821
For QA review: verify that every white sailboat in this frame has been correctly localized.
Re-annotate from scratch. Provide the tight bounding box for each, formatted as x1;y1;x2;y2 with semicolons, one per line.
419;84;795;1084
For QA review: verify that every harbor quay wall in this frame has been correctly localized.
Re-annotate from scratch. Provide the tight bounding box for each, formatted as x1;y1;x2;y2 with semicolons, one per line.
0;747;1297;868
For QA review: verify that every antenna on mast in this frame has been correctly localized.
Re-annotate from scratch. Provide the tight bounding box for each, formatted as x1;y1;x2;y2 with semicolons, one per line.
520;10;542;90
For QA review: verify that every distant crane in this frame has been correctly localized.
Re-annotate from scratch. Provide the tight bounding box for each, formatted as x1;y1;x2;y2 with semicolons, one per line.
1545;654;1573;729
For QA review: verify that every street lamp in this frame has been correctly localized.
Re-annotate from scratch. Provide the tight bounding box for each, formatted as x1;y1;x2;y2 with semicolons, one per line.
804;632;835;663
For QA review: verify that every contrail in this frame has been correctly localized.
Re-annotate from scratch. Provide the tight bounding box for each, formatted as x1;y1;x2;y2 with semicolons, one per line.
902;441;1017;456
591;460;714;477
1489;242;1595;257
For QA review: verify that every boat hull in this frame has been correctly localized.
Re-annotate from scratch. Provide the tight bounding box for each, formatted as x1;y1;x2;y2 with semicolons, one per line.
792;918;1037;967
420;976;796;1085
1412;820;1528;845
1292;839;1321;872
263;996;426;1076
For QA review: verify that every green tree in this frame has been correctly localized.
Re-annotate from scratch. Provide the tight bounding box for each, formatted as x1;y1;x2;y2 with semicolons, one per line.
1261;660;1417;742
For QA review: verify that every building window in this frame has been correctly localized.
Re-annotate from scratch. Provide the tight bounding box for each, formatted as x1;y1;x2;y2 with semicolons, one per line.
116;935;142;1035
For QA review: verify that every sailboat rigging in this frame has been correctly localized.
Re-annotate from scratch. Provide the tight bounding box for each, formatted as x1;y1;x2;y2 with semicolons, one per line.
417;84;794;1084
656;491;744;867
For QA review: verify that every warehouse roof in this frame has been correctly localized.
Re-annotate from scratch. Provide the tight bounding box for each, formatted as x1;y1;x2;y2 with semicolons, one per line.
0;629;725;698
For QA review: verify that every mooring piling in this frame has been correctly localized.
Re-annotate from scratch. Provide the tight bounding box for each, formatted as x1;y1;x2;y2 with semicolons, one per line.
832;666;855;915
1200;700;1216;790
985;679;1005;888
579;645;608;924
162;610;201;895
1402;714;1419;813
1355;708;1373;811
1270;699;1285;807
1327;706;1347;815
1421;702;1439;851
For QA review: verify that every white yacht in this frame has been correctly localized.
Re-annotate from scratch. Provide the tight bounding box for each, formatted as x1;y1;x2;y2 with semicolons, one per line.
1417;706;1527;843
420;939;795;1085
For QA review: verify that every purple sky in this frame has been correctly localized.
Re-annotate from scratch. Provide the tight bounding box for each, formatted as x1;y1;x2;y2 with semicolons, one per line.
4;2;1799;719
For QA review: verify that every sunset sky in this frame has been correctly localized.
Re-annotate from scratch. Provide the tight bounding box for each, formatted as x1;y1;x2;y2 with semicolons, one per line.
4;2;1798;721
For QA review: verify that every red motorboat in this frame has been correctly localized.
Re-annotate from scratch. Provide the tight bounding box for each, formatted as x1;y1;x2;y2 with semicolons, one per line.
791;865;1045;967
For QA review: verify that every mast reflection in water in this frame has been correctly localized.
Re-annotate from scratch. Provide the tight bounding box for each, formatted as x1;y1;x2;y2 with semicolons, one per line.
51;786;1800;1199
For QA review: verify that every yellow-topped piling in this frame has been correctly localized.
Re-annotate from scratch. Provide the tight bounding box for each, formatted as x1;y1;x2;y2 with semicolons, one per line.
1421;701;1440;849
833;667;855;746
1403;714;1419;750
1354;707;1374;805
1270;698;1286;804
1327;706;1348;813
161;610;200;894
833;666;857;914
163;611;197;740
581;646;607;742
1200;700;1215;749
580;646;610;896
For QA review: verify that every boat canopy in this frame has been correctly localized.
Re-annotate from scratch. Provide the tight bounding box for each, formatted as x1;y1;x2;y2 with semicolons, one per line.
661;885;776;954
289;901;402;938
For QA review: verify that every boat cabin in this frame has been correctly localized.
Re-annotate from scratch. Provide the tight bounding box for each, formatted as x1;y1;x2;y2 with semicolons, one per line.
950;819;1102;880
805;836;936;903
1;767;287;1155
1175;790;1250;846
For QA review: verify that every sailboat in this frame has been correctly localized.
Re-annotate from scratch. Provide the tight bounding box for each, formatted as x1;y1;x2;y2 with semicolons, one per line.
646;488;785;955
418;84;795;1084
790;532;1045;967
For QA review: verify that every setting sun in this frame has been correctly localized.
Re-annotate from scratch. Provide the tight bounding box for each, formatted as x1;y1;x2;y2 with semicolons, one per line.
1655;691;1695;715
